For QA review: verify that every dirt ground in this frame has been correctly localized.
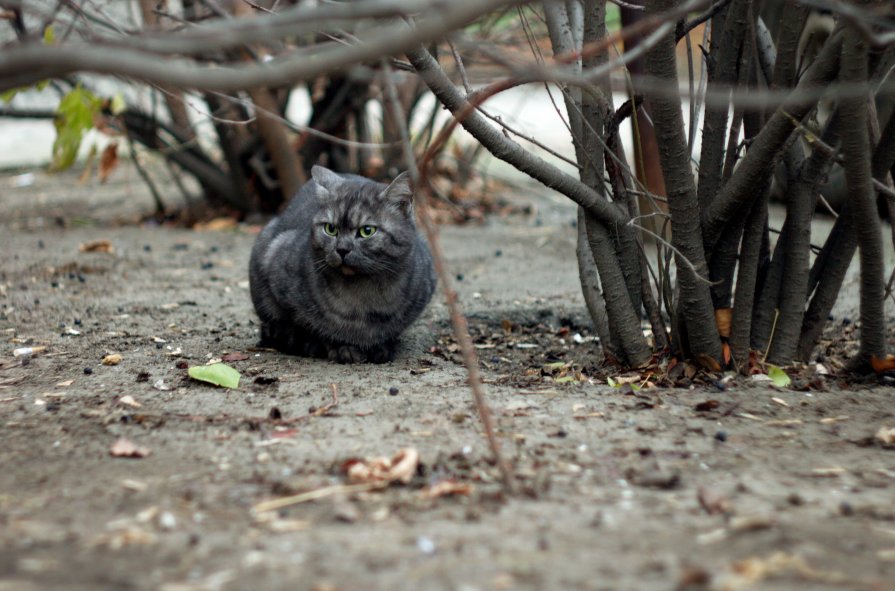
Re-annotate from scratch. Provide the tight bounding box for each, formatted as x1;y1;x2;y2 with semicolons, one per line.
1;164;894;591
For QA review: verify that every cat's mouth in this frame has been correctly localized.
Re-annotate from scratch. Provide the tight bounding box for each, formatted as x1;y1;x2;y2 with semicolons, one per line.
325;252;357;276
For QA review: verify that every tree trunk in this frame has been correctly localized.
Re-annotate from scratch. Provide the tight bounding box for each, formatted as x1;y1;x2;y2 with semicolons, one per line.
645;0;721;364
839;17;886;368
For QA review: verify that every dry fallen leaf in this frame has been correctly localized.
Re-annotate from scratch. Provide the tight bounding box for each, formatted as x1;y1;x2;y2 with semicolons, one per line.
715;307;733;338
221;352;250;362
729;514;776;532
722;341;731;366
78;239;114;253
811;467;846;477
694;352;722;372
98;142;119;183
870;354;895;374
110;437;150;458
875;426;895;446
344;448;419;485
421;480;474;499
118;395;141;408
91;526;156;550
697;486;732;515
193;217;238;232
102;353;122;366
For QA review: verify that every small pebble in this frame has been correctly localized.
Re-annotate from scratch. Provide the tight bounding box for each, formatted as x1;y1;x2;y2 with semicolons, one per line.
455;273;464;282
37;240;45;249
84;367;93;375
143;245;152;252
787;492;804;506
388;386;399;396
158;511;177;530
200;261;214;270
839;501;854;516
416;536;436;555
74;318;82;325
494;249;502;257
714;431;727;442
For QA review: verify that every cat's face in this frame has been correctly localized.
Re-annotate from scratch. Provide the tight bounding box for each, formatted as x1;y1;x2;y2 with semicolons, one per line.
309;166;416;278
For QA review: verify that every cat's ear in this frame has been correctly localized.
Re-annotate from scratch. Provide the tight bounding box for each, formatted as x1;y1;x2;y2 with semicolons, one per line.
381;171;414;213
311;165;343;194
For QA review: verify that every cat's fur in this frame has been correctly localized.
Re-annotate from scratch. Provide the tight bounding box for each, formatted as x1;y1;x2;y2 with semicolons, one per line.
249;165;436;363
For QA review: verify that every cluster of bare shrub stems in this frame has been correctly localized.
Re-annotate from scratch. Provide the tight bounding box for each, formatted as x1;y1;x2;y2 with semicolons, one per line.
2;0;893;374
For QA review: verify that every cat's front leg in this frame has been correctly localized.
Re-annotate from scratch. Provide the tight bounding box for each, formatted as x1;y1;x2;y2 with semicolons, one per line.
260;322;325;358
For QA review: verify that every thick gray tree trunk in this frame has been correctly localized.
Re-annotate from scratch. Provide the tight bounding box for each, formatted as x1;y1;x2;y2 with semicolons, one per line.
645;0;722;364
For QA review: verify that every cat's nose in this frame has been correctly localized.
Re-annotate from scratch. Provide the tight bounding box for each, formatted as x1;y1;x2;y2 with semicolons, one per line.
336;246;351;258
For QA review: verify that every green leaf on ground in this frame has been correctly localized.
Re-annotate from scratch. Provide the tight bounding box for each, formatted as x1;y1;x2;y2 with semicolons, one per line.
50;84;101;171
188;363;241;389
767;365;791;388
606;376;640;391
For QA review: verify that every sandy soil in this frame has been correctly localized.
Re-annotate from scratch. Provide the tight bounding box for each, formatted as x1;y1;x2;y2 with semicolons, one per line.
1;165;894;591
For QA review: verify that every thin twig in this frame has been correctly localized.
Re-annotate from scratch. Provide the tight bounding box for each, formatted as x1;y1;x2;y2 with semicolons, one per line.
381;59;515;495
763;308;780;363
126;136;165;215
677;0;735;40
240;0;276;14
252;482;384;514
627;219;719;287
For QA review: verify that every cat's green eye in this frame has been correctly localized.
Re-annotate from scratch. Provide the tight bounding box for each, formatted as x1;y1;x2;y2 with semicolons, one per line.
358;225;377;238
323;223;338;236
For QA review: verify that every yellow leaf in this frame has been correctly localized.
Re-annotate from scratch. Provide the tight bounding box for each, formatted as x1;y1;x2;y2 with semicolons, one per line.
110;93;126;115
43;25;55;45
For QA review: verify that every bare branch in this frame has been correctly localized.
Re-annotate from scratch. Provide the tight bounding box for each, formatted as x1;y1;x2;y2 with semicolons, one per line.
0;0;520;92
407;46;631;229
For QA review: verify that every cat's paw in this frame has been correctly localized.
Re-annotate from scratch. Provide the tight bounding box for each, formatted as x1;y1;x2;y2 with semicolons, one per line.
327;344;368;364
365;341;397;364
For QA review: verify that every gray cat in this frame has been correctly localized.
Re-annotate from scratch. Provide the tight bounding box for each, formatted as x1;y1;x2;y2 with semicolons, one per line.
249;165;436;363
